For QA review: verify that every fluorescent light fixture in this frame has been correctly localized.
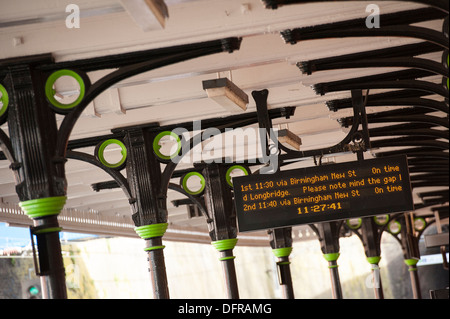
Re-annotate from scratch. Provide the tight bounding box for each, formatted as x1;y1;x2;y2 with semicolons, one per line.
417;253;450;267
121;0;169;31
278;129;302;150
202;78;249;113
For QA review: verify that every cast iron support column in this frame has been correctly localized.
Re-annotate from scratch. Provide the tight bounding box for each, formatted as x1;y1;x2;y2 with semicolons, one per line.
1;37;243;300
268;227;295;299
3;58;67;299
253;89;295;298
122;127;170;299
405;257;421;299
360;217;384;299
315;222;343;299
201;163;239;299
399;214;422;299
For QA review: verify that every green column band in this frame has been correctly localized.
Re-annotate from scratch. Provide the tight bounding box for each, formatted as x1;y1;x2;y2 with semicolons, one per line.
135;223;168;240
19;196;67;219
328;264;339;269
272;247;293;258
277;261;291;265
323;253;340;262
404;258;419;267
367;256;381;265
212;238;238;252
219;256;236;261
144;245;166;252
408;267;418;272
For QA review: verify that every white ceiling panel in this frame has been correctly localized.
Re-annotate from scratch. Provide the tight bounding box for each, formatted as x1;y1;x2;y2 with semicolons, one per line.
0;0;447;244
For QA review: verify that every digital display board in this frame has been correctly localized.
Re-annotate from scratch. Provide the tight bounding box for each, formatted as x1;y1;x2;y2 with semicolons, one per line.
233;155;414;232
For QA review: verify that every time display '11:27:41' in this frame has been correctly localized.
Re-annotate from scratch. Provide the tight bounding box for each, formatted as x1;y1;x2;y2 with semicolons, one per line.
297;202;343;214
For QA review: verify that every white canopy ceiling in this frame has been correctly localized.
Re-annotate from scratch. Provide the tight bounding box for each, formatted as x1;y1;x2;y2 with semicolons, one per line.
0;0;447;244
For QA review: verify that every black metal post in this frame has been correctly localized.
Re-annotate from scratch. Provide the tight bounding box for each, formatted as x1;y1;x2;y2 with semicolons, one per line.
1;37;243;300
30;216;67;299
201;163;240;299
218;249;240;299
361;217;385;299
399;214;422;299
314;222;344;299
406;260;422;299
268;227;295;299
3;58;68;299
353;89;385;299
121;126;170;299
145;237;170;299
326;257;343;300
252;89;295;298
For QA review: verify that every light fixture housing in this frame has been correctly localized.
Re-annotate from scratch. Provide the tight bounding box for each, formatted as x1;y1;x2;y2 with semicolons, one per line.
202;78;249;113
278;129;302;150
121;0;169;31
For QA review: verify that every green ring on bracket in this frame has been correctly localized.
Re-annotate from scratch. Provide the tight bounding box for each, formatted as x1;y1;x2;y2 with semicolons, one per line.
135;223;168;240
373;215;390;226
212;238;238;252
181;172;206;195
153;131;182;161
414;217;426;231
45;69;86;110
272;247;293;258
97;139;127;169
225;165;249;187
388;220;401;234
346;218;362;230
19;196;67;220
0;84;9;117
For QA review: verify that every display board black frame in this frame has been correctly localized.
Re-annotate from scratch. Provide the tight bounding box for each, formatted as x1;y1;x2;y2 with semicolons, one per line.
233;155;414;232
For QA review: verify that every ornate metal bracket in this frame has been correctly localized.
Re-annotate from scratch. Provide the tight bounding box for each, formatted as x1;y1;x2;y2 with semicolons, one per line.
253;88;370;166
0;37;242;299
262;0;448;14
